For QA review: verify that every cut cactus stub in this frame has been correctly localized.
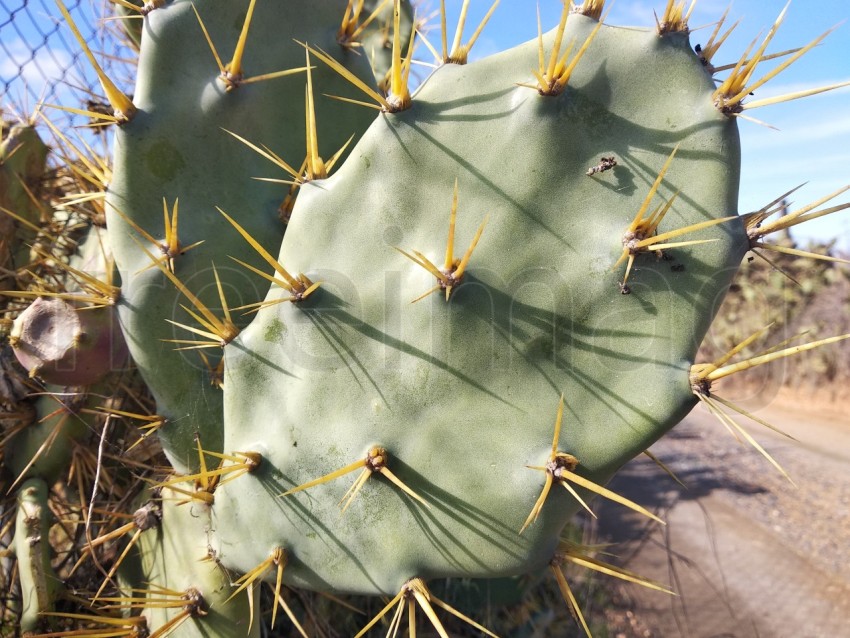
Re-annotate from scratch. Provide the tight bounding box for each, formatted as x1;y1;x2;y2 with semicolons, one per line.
11;297;128;386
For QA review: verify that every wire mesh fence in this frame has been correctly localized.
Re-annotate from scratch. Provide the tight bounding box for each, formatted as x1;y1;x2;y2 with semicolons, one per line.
1;0;135;134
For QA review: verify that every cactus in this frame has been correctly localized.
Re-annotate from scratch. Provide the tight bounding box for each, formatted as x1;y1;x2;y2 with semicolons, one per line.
216;10;743;600
2;0;850;636
104;0;380;470
0;121;48;277
9;225;127;386
13;479;57;635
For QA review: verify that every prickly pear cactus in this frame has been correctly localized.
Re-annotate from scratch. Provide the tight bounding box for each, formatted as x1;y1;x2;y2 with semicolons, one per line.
215;6;743;596
3;1;850;636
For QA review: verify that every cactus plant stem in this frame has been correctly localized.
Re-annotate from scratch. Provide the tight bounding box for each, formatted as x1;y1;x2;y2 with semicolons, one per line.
7;414;66;493
15;479;58;634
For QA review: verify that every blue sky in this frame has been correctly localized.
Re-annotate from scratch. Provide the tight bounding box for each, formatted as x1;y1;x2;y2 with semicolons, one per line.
438;0;850;250
2;1;848;249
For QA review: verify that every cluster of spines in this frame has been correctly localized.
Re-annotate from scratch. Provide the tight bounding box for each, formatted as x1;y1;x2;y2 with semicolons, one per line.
708;4;850;122
338;0;388;49
518;1;605;95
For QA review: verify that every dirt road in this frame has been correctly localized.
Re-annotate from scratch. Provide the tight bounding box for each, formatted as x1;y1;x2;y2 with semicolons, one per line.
593;395;850;638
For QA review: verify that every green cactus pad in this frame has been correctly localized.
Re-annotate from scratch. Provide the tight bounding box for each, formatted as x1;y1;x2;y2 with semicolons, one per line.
106;0;380;471
213;17;748;596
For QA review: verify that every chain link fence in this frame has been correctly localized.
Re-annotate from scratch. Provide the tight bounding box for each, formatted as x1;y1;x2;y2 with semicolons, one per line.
1;0;135;134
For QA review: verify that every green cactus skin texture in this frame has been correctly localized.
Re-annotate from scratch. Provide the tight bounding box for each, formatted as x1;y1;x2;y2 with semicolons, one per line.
136;494;260;638
212;17;747;596
0;123;48;270
106;0;379;472
0;124;47;223
6;388;92;486
14;478;59;634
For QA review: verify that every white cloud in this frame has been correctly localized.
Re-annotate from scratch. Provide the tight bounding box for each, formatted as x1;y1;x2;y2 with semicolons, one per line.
741;111;850;152
0;37;74;109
